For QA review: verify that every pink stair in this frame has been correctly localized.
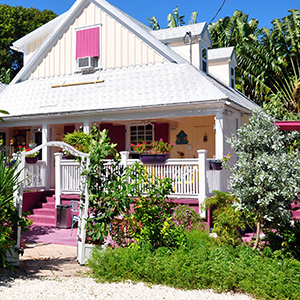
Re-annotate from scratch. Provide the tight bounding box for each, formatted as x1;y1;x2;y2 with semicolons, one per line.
29;196;56;226
28;194;80;226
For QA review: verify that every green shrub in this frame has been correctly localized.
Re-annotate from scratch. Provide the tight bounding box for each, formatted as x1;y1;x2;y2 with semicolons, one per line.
88;231;300;300
63;129;93;153
263;219;300;260
125;163;187;250
204;191;247;246
173;205;206;231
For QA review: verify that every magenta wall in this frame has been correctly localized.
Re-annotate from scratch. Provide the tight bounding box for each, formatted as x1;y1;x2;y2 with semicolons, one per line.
22;191;52;213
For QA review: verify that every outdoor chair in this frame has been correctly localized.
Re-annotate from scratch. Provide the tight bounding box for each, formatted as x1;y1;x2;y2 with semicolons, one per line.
70;200;80;237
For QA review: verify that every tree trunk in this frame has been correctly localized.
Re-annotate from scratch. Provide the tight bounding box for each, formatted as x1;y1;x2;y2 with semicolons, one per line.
253;219;261;249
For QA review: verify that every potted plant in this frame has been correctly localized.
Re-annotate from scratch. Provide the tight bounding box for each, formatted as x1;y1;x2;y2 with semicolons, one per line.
131;139;174;164
209;158;222;170
18;146;39;164
63;130;92;158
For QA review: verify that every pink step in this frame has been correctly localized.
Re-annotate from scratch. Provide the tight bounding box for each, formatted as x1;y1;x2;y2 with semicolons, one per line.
42;202;55;209
32;208;55;216
29;215;56;226
45;196;55;203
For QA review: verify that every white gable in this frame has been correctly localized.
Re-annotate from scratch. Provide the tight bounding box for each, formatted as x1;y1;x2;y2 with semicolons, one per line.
12;0;186;82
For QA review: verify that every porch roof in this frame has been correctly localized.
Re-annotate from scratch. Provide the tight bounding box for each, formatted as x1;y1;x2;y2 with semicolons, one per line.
0;62;260;120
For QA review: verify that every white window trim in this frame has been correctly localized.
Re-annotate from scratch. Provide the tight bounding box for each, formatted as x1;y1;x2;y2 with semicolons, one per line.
129;123;154;152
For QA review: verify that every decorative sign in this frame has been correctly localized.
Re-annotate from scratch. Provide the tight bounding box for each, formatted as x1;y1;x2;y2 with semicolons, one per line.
176;130;188;145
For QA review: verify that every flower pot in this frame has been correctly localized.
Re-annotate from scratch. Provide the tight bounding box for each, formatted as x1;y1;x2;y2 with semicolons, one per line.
25;156;38;164
139;153;168;164
209;160;222;170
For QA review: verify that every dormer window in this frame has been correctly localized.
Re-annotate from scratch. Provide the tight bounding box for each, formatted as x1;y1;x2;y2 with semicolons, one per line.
76;26;100;70
201;47;207;73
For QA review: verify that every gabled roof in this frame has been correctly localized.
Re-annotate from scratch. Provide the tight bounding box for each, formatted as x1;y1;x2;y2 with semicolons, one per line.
208;46;237;67
0;63;260;120
151;23;211;45
11;13;67;53
11;0;187;84
0;0;261;122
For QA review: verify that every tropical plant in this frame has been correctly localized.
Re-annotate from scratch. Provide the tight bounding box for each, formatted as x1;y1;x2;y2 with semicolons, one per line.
210;9;300;114
147;16;160;30
82;129;139;244
0;151;31;269
228;111;300;249
63;129;93;154
148;6;197;30
167;6;186;28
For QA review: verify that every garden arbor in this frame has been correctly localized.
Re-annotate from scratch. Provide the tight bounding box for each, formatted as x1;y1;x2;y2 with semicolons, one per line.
13;141;90;265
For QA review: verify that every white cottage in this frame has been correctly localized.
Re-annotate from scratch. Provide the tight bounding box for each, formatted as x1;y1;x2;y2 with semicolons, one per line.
0;0;260;217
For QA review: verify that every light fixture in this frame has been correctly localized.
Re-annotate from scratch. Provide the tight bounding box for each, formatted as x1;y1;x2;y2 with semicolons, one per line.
170;123;177;132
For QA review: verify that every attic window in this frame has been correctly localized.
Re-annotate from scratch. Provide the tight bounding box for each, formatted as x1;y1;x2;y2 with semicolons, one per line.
76;26;100;59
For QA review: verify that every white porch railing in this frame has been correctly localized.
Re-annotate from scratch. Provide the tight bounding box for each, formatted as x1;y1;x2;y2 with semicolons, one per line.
23;152;225;200
54;150;225;217
24;161;47;190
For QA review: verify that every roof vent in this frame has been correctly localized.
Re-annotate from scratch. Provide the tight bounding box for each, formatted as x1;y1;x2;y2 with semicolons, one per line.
77;56;98;70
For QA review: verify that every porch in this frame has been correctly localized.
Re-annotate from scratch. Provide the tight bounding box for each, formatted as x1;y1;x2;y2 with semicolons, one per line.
22;149;227;219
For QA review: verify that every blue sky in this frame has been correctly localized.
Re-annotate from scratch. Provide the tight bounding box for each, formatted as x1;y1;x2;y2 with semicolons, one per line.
0;0;299;29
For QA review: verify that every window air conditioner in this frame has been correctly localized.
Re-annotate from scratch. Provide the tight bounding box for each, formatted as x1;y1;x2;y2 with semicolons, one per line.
77;56;98;70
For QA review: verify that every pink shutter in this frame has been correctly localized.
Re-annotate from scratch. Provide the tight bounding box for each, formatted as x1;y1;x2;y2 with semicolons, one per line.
76;27;99;59
154;123;169;143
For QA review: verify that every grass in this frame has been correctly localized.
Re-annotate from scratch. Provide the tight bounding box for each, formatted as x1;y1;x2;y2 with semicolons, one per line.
88;230;300;300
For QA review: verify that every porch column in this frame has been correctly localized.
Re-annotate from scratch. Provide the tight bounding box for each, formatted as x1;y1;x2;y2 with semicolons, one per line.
55;153;63;206
42;124;51;190
83;121;90;134
120;151;129;167
198;149;207;219
214;112;224;160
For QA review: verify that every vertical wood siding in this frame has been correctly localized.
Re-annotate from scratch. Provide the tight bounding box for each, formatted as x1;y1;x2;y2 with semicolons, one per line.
28;2;166;79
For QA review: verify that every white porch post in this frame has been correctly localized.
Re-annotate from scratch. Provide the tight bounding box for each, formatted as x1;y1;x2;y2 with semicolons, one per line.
42;124;51;190
83;121;90;134
214;112;224;160
198;149;207;219
55;153;63;207
120;151;129;167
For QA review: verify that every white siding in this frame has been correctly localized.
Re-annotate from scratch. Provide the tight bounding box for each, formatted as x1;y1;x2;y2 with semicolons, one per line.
208;61;230;86
28;2;166;79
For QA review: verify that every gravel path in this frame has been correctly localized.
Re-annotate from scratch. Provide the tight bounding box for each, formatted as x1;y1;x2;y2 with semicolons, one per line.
0;274;256;300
